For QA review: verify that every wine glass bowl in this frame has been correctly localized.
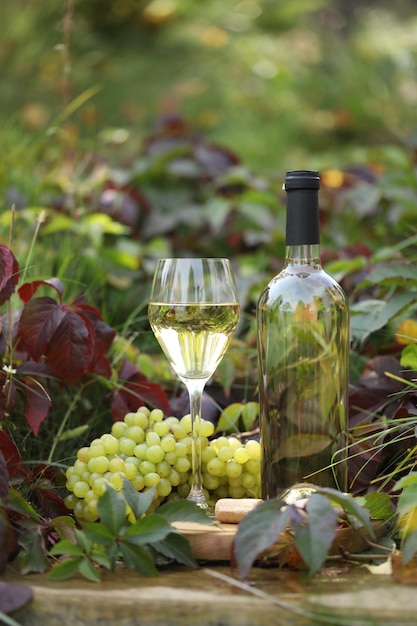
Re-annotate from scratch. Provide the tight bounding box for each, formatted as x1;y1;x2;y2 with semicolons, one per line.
148;258;240;509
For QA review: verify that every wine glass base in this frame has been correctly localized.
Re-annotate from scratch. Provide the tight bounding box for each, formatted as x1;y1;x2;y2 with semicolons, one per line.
187;492;215;517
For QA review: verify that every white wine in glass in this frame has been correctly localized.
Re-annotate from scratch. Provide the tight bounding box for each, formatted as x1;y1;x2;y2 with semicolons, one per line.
148;258;240;509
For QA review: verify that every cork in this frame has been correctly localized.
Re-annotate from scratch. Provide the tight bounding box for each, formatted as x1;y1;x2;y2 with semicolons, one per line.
214;498;263;524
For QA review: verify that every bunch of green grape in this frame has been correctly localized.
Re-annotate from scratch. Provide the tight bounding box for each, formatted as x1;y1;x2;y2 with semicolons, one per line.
64;406;261;521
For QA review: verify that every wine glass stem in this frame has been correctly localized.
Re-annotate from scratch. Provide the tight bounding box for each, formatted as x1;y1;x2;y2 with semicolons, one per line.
185;379;208;508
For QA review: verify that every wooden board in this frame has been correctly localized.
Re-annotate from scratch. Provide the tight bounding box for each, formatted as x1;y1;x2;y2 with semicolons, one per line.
173;520;385;562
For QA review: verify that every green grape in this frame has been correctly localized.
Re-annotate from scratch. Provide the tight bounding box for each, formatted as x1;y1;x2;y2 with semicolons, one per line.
131;473;145;491
88;472;102;487
93;456;110;474
88;443;106;458
73;460;88;476
73;480;90;499
149;408;164;423
211;436;228;452
229;479;243;492
111;421;128;439
200;420;214;438
228;437;241;452
124;462;138;480
119;437;136;456
201;446;216;464
139;460;156;475
168;468;180;486
125;426;145;444
156;460;171;478
146;445;165;464
217;446;233;462
164;451;177;466
101;433;120;454
244;439;260;460
177;482;191;498
233;447;249;464
124;412;139;427
84;489;96;504
74;500;86;519
153;421;170;437
92;477;108;496
229;485;246;499
160;435;176;453
134;443;148;460
226;460;243;478
173;457;191;473
245;459;259;475
202;472;219;491
206;457;226;477
65;474;79;490
109;472;124;490
174;442;187;458
132;411;149;430
146;431;160;447
179;414;192;433
125;456;141;470
157;478;172;498
64;494;77;509
144;472;161;488
242;472;256;489
77;447;90;463
170;424;188;440
109;457;125;473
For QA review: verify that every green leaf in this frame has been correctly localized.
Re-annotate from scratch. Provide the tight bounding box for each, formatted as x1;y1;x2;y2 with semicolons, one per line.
119;542;158;576
122;479;155;519
400;345;417;370
83;522;118;544
233;499;289;579
49;540;85;558
7;490;39;520
276;434;332;460
153;532;197;568
402;529;417;565
17;529;48;574
122;514;172;545
350;294;417;343
294;494;338;576
316;488;375;537
51;516;76;541
397;484;417;519
48;557;83;581
215;403;243;433
78;559;101;583
157;499;213;525
97;486;126;535
241;402;259;430
394;472;417;492
360;492;394;521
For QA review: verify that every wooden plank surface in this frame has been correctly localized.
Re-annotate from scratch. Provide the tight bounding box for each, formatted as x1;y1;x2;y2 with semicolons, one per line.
173;519;385;562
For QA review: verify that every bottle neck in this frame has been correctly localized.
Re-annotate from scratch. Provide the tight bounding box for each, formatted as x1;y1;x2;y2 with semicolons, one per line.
285;188;320;247
285;243;321;267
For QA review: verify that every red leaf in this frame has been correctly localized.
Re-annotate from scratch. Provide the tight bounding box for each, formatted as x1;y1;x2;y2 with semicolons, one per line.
76;310;115;377
24;378;52;436
0;244;19;306
0;431;25;478
45;310;94;383
18;278;64;304
18;297;66;360
111;359;170;420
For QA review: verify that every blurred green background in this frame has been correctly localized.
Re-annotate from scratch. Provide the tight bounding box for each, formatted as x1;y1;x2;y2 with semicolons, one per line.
2;0;417;172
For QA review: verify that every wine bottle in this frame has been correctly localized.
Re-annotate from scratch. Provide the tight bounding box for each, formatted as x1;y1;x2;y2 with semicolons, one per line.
257;170;349;501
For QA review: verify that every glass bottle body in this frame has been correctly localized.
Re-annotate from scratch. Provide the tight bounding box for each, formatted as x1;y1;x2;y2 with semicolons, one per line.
257;244;349;499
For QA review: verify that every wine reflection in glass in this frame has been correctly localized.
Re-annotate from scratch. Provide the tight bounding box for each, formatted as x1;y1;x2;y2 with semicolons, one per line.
148;258;240;510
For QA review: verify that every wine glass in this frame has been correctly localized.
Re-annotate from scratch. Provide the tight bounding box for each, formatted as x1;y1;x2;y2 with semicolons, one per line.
148;258;240;509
